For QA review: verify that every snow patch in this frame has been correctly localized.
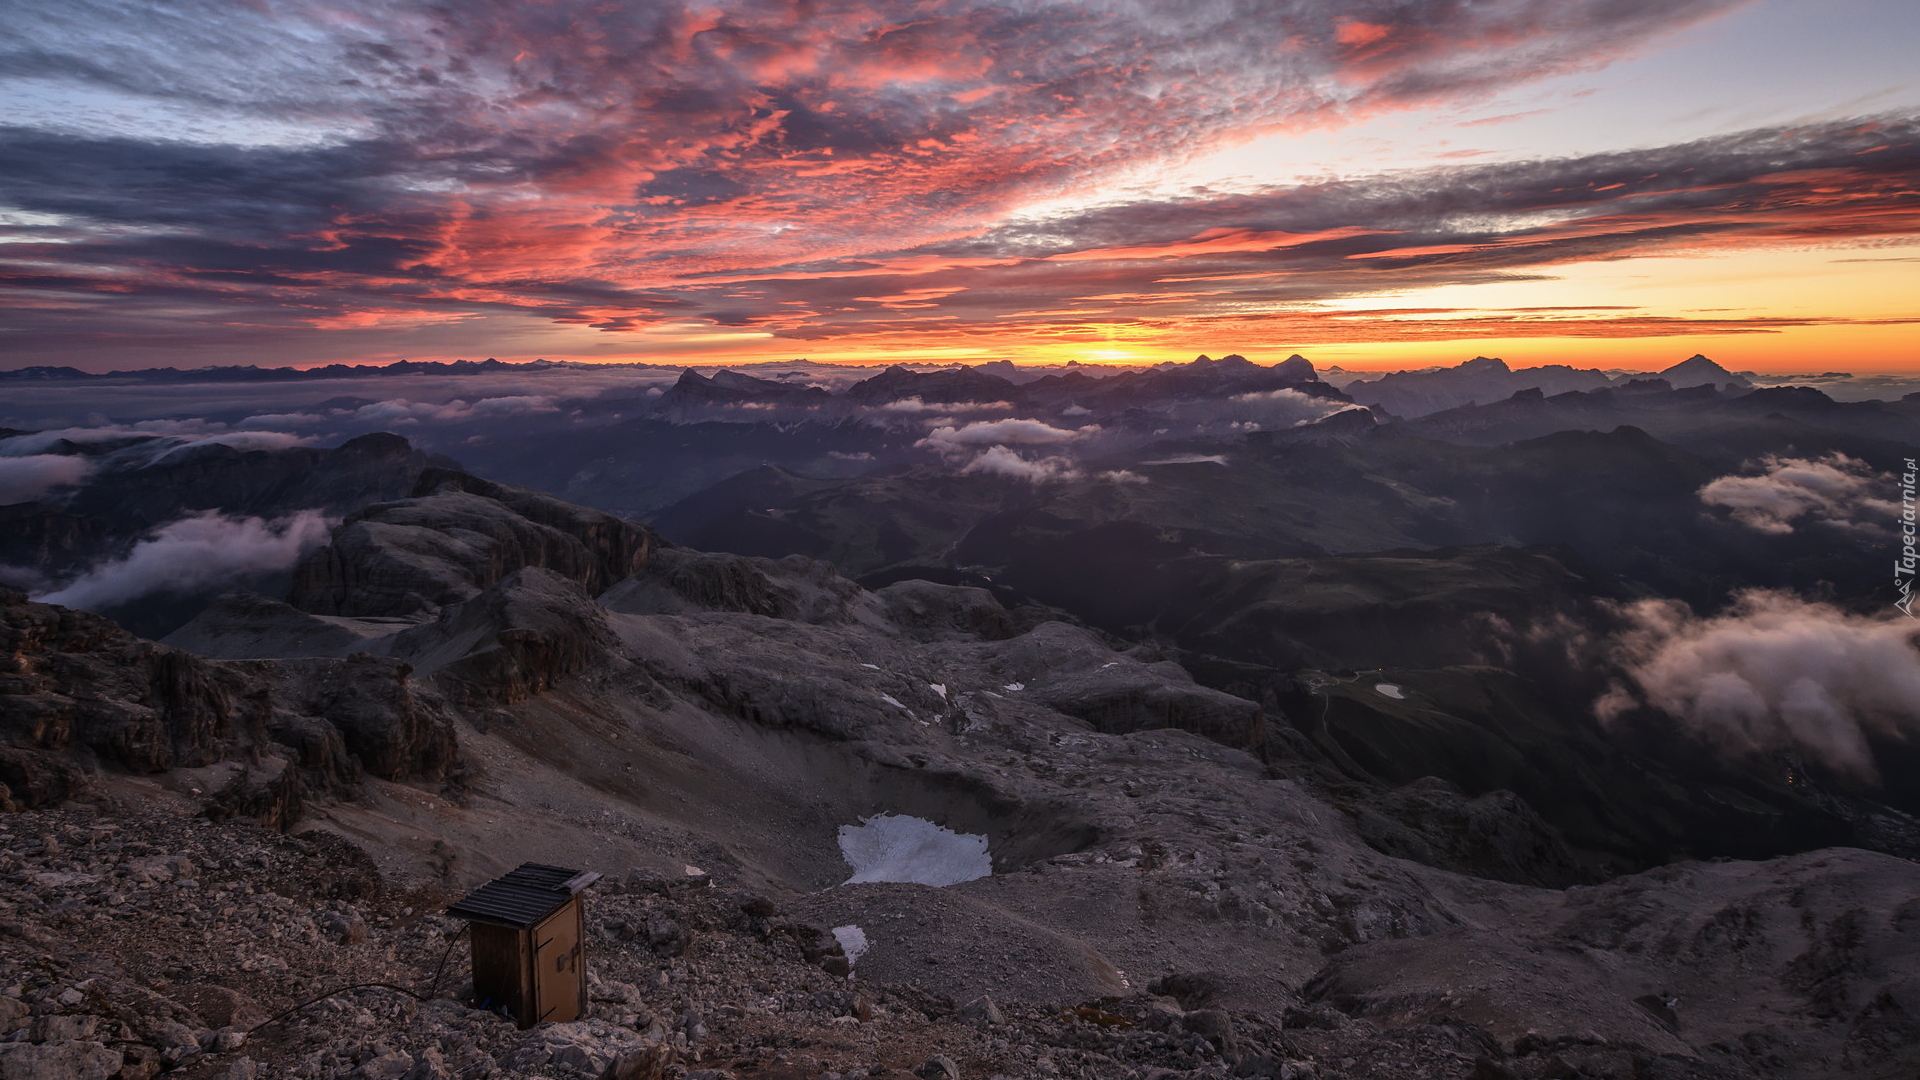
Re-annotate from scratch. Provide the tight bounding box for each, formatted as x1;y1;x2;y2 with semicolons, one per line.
838;814;991;887
832;924;869;967
1375;683;1405;700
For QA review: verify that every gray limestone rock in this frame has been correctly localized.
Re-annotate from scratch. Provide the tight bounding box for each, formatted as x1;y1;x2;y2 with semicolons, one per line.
288;469;657;619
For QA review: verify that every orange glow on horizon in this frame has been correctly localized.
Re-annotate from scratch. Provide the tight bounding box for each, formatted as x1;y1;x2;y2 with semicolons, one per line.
280;317;1920;377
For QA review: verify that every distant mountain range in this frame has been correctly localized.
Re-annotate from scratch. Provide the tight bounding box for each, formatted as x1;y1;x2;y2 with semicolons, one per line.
1343;354;1756;418
1;351;1757;408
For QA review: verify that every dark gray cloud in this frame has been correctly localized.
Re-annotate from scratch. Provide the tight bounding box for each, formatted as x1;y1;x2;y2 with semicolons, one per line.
0;0;1750;363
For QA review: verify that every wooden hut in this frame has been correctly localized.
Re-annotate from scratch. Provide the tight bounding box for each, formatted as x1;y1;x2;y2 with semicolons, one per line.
446;863;601;1027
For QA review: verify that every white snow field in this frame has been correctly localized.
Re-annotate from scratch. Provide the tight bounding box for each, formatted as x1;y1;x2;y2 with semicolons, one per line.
831;924;869;966
837;813;992;887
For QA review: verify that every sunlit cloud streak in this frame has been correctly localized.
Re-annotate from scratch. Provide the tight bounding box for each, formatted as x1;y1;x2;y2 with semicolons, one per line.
702;116;1920;346
0;0;1762;359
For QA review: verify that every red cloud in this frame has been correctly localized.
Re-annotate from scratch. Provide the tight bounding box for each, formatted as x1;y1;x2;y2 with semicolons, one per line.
0;0;1856;364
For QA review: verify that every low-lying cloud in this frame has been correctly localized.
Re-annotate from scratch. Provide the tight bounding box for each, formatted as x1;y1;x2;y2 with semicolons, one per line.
144;431;315;461
1168;387;1363;430
917;419;1095;457
0;425;317;469
959;446;1081;483
238;412;328;428
1698;454;1896;534
348;396;560;425
1596;590;1920;782
36;510;334;611
955;447;1146;485
878;397;1012;415
0;455;94;502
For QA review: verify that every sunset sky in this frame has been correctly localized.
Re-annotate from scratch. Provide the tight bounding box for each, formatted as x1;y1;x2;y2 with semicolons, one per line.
2;0;1916;373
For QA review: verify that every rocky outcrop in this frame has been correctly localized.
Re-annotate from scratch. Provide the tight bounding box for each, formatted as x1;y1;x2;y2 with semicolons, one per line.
203;755;303;831
600;548;807;620
876;580;1017;642
0;503;120;588
161;591;416;659
1304;846;1920;1072
260;655;457;781
1343;776;1587;888
0;590;247;774
999;623;1267;749
390;567;625;707
0;589;455;822
287;469;658;618
59;431;441;533
0;746;90;810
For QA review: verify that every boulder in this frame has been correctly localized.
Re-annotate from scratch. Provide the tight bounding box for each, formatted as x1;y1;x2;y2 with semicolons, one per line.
0;1041;123;1080
202;757;303;831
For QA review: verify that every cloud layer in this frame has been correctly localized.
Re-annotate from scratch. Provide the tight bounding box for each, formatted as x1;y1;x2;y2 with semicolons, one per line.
16;0;1875;362
917;418;1093;455
0;454;93;502
36;510;333;611
1699;454;1898;535
1597;591;1920;782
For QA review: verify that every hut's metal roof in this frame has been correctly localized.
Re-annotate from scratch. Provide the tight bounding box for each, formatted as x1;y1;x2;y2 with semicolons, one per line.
446;862;599;929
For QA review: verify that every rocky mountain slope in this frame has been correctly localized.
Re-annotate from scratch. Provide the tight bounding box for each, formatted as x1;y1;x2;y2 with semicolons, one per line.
0;432;450;638
0;473;1913;1079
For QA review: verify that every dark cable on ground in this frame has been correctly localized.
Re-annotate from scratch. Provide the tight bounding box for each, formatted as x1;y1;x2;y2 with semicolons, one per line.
424;924;470;1000
247;925;471;1035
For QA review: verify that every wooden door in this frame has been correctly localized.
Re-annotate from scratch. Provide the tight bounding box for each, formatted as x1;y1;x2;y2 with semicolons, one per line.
532;901;583;1024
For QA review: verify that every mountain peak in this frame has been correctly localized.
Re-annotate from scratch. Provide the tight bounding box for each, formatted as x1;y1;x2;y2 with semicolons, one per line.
1272;353;1317;383
1659;354;1750;388
1663;354;1728;375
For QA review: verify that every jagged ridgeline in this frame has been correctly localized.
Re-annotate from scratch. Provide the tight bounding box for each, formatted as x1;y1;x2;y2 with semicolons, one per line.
2;463;1917;1080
